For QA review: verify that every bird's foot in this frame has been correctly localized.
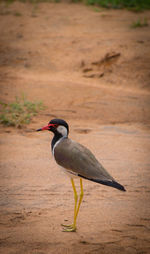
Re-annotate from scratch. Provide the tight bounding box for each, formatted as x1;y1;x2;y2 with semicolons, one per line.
61;223;76;232
61;223;73;228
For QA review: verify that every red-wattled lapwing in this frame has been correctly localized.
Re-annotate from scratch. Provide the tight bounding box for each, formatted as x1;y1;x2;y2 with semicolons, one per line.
37;119;126;232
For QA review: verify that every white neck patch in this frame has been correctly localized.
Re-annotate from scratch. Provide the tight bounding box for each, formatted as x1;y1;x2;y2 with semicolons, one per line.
57;125;68;137
52;136;64;156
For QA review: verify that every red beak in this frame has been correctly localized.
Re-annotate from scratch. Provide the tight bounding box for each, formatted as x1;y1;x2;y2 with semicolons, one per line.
36;124;56;131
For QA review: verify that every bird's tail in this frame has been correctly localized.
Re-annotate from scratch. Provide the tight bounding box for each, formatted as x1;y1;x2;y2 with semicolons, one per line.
78;174;126;191
91;179;126;191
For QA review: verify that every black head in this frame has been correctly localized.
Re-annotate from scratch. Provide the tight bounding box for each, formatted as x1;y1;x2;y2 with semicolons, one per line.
36;118;69;137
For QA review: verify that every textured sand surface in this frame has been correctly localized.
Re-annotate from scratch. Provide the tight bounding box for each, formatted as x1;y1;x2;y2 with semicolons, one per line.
0;2;150;253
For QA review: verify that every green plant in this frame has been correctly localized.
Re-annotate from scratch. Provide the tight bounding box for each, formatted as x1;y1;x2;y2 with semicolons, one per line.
1;0;150;10
85;0;150;11
131;17;148;28
93;7;102;12
0;95;45;128
14;11;22;16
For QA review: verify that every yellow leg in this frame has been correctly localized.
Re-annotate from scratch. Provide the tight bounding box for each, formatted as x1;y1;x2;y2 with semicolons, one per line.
62;178;83;232
72;178;78;227
74;178;83;224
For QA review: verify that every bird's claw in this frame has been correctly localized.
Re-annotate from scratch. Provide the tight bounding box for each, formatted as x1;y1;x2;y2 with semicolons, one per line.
62;226;76;232
61;223;73;228
61;223;76;232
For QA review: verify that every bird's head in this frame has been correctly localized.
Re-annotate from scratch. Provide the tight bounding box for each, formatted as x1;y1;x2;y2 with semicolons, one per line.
36;118;69;137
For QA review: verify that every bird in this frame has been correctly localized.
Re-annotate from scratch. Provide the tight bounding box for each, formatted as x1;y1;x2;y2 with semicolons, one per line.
37;118;126;232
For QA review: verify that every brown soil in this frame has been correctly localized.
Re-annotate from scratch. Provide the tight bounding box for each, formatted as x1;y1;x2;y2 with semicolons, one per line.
0;2;150;254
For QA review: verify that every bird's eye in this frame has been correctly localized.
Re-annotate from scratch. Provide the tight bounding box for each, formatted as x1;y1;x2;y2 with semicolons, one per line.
53;124;58;128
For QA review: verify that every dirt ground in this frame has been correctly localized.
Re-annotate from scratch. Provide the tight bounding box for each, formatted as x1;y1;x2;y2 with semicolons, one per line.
0;1;150;254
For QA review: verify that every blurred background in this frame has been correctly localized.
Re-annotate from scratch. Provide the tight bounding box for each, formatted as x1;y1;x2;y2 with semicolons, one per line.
0;1;150;254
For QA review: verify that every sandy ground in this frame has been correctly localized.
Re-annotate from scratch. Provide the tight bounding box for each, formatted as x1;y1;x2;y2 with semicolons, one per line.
0;2;150;254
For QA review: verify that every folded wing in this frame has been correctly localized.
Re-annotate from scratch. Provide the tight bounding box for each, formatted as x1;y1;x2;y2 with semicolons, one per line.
54;138;126;191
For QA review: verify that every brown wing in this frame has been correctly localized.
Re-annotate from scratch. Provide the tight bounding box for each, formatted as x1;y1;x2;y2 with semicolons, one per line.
54;138;114;182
